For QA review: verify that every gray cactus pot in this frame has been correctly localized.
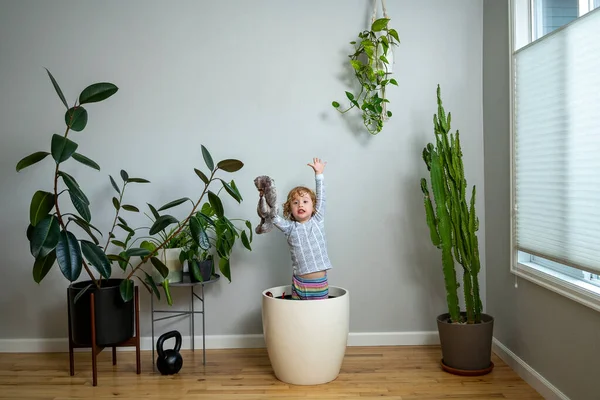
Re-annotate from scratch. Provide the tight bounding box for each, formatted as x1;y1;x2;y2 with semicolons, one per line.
436;312;494;375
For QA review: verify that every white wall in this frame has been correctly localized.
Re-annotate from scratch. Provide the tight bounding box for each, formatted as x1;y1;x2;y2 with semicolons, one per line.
0;0;484;344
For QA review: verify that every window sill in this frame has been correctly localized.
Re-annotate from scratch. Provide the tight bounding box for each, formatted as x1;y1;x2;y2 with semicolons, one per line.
512;261;600;313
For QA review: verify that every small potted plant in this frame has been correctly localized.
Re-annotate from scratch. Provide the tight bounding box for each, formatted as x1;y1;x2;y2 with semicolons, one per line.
179;200;253;283
332;18;400;135
420;84;494;375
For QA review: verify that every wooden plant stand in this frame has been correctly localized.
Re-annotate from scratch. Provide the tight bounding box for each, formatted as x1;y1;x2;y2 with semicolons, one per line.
67;286;141;386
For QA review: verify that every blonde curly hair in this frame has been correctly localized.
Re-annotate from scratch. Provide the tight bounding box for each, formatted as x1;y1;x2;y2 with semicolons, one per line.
283;186;316;221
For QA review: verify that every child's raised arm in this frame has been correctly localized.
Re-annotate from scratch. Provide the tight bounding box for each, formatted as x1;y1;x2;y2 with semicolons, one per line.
307;158;327;221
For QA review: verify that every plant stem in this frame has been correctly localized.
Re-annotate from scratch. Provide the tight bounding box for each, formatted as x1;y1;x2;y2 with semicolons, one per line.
103;182;127;252
54;122;99;287
124;169;218;281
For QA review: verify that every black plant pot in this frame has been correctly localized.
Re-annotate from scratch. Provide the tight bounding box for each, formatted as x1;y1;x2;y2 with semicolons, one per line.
437;312;494;375
190;259;214;282
68;279;134;347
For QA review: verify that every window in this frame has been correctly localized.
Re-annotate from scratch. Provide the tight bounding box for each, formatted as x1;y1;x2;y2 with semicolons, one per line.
510;1;600;311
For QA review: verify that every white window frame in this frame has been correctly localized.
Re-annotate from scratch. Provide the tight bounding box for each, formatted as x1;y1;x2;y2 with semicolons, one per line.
508;0;600;313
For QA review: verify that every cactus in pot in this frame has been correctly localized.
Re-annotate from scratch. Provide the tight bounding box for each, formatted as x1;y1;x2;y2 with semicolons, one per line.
420;84;483;324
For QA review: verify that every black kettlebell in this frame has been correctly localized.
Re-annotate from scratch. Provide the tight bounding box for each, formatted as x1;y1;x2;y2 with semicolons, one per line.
156;330;183;375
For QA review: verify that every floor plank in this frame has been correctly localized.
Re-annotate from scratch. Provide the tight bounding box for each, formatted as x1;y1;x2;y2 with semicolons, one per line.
0;346;542;399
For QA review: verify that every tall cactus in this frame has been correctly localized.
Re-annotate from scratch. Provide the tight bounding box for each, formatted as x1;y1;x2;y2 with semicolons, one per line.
421;85;482;324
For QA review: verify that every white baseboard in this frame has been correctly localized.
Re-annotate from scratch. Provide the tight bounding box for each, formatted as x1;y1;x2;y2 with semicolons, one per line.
0;331;439;353
492;338;569;400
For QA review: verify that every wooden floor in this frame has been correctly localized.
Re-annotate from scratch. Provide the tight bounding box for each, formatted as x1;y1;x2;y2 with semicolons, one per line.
0;346;542;399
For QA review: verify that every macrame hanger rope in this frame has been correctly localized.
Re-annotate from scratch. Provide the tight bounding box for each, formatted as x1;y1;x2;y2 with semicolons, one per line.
371;0;389;23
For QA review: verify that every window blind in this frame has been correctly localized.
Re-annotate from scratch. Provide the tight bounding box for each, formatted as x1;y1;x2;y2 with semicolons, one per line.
514;8;600;274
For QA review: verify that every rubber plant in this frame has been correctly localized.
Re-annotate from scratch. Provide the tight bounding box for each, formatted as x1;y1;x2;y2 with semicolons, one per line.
332;17;400;135
16;69;252;305
420;85;483;324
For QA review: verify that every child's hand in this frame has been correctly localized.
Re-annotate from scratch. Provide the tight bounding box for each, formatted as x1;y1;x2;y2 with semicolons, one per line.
307;157;327;175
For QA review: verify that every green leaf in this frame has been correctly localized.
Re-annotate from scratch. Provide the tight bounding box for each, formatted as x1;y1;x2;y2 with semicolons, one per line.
208;191;224;218
120;170;129;181
70;214;103;237
230;180;243;202
33;250;56;283
122;204;139;212
119;279;134;302
162;279;173;305
201;145;214;171
190;260;203;282
51;134;78;163
118;251;130;271
81;240;111;279
16;151;50;172
111;240;126;248
201;202;214;218
219;179;241;203
371;18;390;32
190;217;210;250
56;230;82;282
345;91;355;101
70;192;91;222
387;110;392;117
65;106;88;132
149;215;179;235
45;68;69;109
332;101;340;108
241;231;252;251
150;257;169;279
389;78;398;86
216;159;244;172
158;198;190;211
109;175;121;194
219;258;231;282
197;212;216;227
143;271;161;299
388;29;400;43
245;220;253;242
194;168;209;184
379;55;389;64
147;203;160;219
127;177;150;183
140;240;156;252
59;171;89;205
350;60;362;71
79;82;118;105
112;197;120;210
30;215;60;259
69;217;99;245
71;152;100;170
30;191;55;226
125;247;151;258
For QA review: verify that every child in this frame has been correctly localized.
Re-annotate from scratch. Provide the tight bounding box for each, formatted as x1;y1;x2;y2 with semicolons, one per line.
272;158;332;300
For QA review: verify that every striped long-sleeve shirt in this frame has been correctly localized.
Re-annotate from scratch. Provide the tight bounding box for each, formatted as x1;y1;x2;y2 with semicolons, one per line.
273;174;332;276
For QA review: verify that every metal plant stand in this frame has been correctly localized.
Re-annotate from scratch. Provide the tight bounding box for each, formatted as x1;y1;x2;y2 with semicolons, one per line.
150;273;220;368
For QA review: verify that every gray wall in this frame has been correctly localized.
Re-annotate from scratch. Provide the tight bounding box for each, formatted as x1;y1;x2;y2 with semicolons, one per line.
483;1;600;399
0;0;484;342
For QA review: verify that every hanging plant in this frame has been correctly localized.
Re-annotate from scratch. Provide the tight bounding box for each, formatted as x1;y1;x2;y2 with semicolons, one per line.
332;17;399;135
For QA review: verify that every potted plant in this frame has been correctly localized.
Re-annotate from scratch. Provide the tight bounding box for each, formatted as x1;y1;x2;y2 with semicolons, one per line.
15;69;253;348
420;84;494;375
179;201;253;283
331;17;400;135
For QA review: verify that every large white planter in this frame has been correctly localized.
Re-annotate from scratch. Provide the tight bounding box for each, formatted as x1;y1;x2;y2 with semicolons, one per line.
261;285;349;385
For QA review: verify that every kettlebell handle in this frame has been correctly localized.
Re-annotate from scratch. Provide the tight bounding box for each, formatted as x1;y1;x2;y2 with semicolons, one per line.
157;330;182;359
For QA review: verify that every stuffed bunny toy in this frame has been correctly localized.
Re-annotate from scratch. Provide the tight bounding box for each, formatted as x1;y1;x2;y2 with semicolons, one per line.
254;175;277;234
